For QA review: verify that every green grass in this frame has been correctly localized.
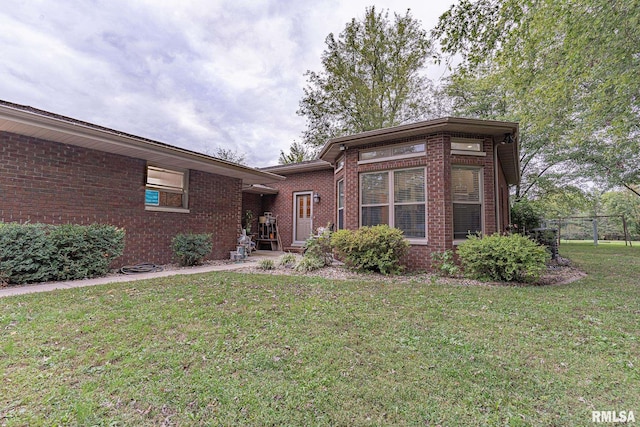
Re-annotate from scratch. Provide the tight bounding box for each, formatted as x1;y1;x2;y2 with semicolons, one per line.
1;242;638;425
561;239;640;245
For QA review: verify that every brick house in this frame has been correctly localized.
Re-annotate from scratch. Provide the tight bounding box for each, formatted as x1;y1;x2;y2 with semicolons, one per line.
248;118;519;270
0;100;284;266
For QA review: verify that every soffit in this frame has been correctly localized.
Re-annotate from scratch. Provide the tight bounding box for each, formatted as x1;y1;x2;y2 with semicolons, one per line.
0;102;284;185
319;117;520;184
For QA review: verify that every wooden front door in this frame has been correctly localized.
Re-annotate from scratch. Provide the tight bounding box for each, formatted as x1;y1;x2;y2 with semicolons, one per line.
294;192;313;243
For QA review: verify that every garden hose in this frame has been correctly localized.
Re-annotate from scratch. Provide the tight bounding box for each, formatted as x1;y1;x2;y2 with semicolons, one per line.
120;263;163;274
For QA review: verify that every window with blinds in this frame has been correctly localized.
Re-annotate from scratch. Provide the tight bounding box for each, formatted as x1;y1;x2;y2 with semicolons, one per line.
452;166;482;239
145;165;188;210
337;179;344;230
360;168;426;239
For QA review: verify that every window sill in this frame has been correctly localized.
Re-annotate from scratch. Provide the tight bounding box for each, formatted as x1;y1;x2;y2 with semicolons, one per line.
451;150;486;157
407;238;429;246
145;206;190;214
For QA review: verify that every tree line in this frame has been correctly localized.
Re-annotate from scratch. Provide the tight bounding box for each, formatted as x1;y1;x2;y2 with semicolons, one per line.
277;2;638;226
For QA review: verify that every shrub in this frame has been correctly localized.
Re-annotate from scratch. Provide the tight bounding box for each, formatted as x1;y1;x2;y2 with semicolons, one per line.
0;222;125;285
303;230;333;266
430;250;460;277
278;253;298;268
257;259;275;270
510;198;542;233
0;223;53;284
331;225;409;274
294;255;325;272
171;233;213;266
49;223;125;280
456;233;549;283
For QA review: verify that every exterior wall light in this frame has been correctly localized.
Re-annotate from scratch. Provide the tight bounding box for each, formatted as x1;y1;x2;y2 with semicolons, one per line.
313;192;321;203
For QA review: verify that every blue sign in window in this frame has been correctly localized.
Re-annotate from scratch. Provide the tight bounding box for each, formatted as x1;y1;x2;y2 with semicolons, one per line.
145;189;160;206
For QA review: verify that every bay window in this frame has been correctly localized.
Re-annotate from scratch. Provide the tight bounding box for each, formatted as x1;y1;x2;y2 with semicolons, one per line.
452;166;482;239
360;168;426;239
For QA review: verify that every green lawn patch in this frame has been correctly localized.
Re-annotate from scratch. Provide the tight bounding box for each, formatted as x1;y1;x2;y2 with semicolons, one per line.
1;243;638;425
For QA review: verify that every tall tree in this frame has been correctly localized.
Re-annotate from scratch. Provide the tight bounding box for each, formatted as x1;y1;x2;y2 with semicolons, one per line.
278;141;315;164
298;6;435;148
434;0;640;197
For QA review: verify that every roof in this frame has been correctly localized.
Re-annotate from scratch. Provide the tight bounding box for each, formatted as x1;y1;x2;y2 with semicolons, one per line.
0;100;284;185
319;117;520;184
259;159;332;175
242;184;279;195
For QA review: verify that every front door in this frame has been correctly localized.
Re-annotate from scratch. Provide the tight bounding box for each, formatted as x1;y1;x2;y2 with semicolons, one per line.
294;192;313;244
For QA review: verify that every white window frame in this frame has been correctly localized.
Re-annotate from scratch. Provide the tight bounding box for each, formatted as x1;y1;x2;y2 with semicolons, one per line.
337;179;344;230
292;191;313;245
358;141;426;165
335;155;345;173
359;167;427;243
145;165;190;213
451;137;486;157
452;165;483;242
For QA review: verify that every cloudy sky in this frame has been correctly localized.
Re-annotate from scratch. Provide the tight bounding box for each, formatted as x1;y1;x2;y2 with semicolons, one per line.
1;0;455;167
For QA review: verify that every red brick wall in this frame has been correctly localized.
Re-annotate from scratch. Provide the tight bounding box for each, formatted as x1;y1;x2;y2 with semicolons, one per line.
0;131;242;266
262;168;335;248
241;193;263;235
339;133;502;270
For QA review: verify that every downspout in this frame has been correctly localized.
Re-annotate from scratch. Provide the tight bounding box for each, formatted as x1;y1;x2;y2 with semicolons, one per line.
494;140;501;233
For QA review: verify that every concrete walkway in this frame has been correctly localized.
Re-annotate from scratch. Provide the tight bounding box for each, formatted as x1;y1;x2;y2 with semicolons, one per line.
0;250;283;298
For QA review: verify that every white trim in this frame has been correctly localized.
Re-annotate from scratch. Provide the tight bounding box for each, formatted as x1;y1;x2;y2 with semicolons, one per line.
144;206;190;214
359;167;428;241
145;164;189;210
452;165;484;239
357;141;426;164
292;191;314;245
335;155;345;173
336;179;345;230
357;151;425;165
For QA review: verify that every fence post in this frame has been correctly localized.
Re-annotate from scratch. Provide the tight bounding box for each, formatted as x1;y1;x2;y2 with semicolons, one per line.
622;215;632;247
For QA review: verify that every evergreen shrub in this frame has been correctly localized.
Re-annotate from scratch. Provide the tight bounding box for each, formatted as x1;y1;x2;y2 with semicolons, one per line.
171;233;213;266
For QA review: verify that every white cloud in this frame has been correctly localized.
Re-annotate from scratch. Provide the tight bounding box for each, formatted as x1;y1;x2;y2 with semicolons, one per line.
0;0;454;167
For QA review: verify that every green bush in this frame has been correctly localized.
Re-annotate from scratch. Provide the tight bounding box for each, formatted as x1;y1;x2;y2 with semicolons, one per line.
456;233;549;283
171;233;213;266
331;225;409;274
0;223;53;284
430;250;460;277
257;259;275;270
0;222;125;285
303;229;333;266
278;253;298;268
510;198;542;233
294;254;325;272
49;224;125;280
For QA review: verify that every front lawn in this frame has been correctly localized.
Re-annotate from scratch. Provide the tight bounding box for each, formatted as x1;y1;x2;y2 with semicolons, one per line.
1;242;638;425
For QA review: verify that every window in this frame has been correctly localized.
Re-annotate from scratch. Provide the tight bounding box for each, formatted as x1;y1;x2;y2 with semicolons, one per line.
451;137;482;152
335;156;345;172
360;168;426;239
452;166;482;239
359;142;425;163
337;179;344;230
145;165;188;211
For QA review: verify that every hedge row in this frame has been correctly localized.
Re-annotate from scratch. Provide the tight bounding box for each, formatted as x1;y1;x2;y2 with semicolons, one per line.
0;223;125;285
